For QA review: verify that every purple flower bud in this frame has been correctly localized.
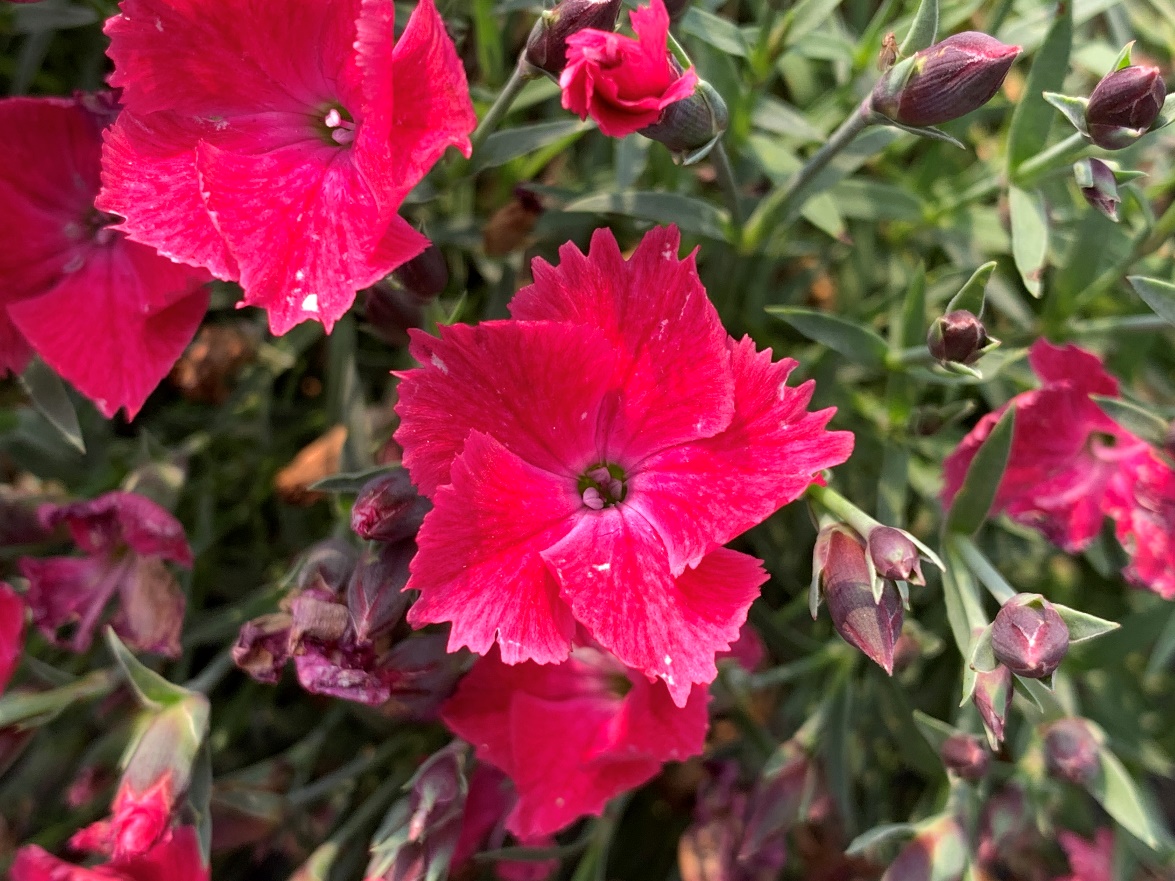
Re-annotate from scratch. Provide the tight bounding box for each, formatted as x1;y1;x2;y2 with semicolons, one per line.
295;539;357;593
820;527;903;674
391;242;448;303
1043;718;1101;786
664;0;691;21
883;815;967;881
867;526;925;584
350;469;431;545
927;310;989;365
940;734;990;781
345;540;414;645
1086;66;1167;150
871;32;1021;127
973;663;1013;746
1077;158;1120;221
364;282;424;348
991;594;1069;679
639;78;730;157
523;0;624;77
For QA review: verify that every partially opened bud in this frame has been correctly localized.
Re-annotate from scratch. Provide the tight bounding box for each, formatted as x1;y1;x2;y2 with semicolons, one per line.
991;594;1069;679
392;243;448;303
1086;65;1167;149
881;815;967;881
927;310;989;365
524;0;624;77
866;526;925;584
940;734;990;782
232;613;293;683
1076;158;1120;221
973;664;1013;746
871;32;1021;127
351;469;431;545
640;79;729;162
1043;718;1101;786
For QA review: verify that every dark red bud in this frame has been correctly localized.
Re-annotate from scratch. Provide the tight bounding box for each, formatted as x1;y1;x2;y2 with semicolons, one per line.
391;243;448;303
867;526;925;584
991;595;1069;679
344;540;414;645
524;0;624;77
927;310;989;365
871;31;1021;127
295;539;357;593
1043;718;1101;786
1078;158;1120;221
973;664;1013;745
940;734;990;781
822;529;903;674
364;283;423;348
351;469;431;545
664;0;691;21
639;79;729;156
1086;66;1167;149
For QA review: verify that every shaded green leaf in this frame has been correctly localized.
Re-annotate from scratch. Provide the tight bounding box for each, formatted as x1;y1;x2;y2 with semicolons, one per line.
1146;606;1175;677
898;0;938;55
19;359;85;455
1092;395;1169;447
946;261;997;315
785;0;848;48
1091;748;1164;849
945;406;1016;534
681;7;749;56
474;120;593;171
1043;92;1090;136
563;191;731;241
1128;275;1175;326
1053;604;1120;643
308;465;394;494
766;307;888;368
845;822;917;857
106;628;191;709
1006;0;1072;172
1009;186;1048;298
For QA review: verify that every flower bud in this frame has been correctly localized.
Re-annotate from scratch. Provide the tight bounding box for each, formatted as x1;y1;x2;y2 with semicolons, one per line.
639;79;729;162
972;664;1013;746
927;310;989;365
871;32;1021;127
345;540;414;645
1043;718;1101;786
351;469;431;545
295;539;357;593
523;0;624;77
1085;65;1167;150
818;526;903;674
1076;158;1120;221
392;243;448;303
939;734;990;782
881;815;967;881
364;282;424;348
866;526;925;584
991;594;1069;679
665;0;691;21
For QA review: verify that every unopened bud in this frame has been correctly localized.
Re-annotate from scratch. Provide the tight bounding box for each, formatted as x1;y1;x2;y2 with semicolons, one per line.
351;469;431;545
640;78;729;162
345;540;414;645
871;32;1021;127
1086;65;1167;150
524;0;624;77
1043;718;1101;786
940;734;990;782
819;527;903;674
364;283;424;348
973;663;1012;746
927;310;988;365
1076;158;1120;221
392;243;449;303
665;0;691;21
991;594;1069;679
295;539;357;593
867;526;925;584
881;815;966;881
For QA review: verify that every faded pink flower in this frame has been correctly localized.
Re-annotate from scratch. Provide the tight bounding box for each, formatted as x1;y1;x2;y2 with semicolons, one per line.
396;226;852;705
11;824;208;881
1101;445;1175;599
942;340;1139;553
559;0;698;137
99;0;476;335
19;491;192;656
0;582;25;694
441;643;709;838
0;95;209;416
1055;828;1113;881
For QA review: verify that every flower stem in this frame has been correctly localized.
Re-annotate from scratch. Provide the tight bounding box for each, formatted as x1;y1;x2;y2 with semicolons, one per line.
469;60;533;157
807;482;881;537
712;140;742;228
1012;132;1089;186
285;739;403;809
741;100;873;252
951;535;1016;604
0;668;118;729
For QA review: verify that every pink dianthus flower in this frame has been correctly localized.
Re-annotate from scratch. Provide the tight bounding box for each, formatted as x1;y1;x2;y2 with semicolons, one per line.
395;226;853;704
1101;445;1175;599
0;582;25;695
1055;828;1113;881
11;824;207;881
98;0;476;335
0;94;210;417
559;0;698;137
442;644;709;838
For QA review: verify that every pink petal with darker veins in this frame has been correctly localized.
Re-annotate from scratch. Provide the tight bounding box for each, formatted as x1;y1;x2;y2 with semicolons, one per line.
406;432;581;665
1102;446;1175;599
0;583;25;694
628;335;853;574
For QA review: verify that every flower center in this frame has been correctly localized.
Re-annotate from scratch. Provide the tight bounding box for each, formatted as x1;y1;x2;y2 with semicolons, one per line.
578;463;627;510
320;105;356;145
61;209;119;271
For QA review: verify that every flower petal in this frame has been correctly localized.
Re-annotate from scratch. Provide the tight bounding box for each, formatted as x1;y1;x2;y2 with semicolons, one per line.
0;583;25;695
0;310;32;378
19;555;114;653
406;431;580;665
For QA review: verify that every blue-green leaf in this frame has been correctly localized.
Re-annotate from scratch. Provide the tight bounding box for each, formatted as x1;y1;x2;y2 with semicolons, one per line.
899;0;939;55
474;120;593;171
1009;186;1048;298
945;406;1016;534
1128;275;1175;326
1006;0;1072;172
1091;395;1169;447
563;191;731;241
766;307;889;368
19;359;85;455
946;261;997;315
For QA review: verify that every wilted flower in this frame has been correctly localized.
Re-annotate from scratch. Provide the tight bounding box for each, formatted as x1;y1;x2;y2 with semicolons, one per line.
939;734;989;781
20;491;192;656
1085;65;1167;149
0;583;24;695
351;470;432;545
990;594;1069;679
972;663;1013;746
559;0;699;138
1076;158;1121;221
1043;718;1102;786
870;32;1021;128
927;310;990;366
524;0;625;77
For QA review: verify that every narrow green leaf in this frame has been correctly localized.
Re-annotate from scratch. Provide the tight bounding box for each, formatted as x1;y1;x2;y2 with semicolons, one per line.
19;359;85;455
563;191;731;241
1052;604;1120;644
1006;0;1072;172
1128;275;1175;326
10;2;99;32
189;740;214;864
1146;605;1175;677
1042;92;1090;136
882;119;966;149
1091;748;1163;849
308;465;394;494
680;7;749;56
473;120;592;171
946;261;997;315
766;307;889;368
911;710;957;754
1009;186;1048;298
106;628;191;709
899;264;927;352
785;0;849;48
898;0;938;55
945;406;1016;534
1091;395;1169;447
845;822;917;856
1108;41;1134;72
969;623;998;673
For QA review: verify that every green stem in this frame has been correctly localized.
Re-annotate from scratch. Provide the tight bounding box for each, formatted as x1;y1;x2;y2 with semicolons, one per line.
1069;314;1172;336
184;649;235;694
0;668;118;729
1013;132;1089;186
807;482;881;537
952;535;1016;604
285;740;402;809
712;140;742;227
742;100;873;251
469;61;533;157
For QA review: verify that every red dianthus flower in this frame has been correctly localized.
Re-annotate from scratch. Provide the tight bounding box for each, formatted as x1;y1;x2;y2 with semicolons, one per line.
395;226;853;705
0;582;24;695
559;0;698;137
1101;445;1175;599
11;824;207;881
98;0;476;335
